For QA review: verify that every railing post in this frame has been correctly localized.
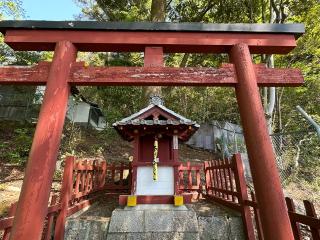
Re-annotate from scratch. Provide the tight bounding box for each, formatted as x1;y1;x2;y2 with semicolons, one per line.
44;195;58;240
233;153;255;240
210;160;216;196
54;156;75;240
74;161;81;197
227;158;236;202
120;162;124;187
204;161;211;195
178;163;184;192
2;203;17;240
285;197;302;240
187;161;192;190
251;191;264;240
128;162;132;191
93;160;98;189
196;168;201;196
303;200;320;240
100;161;107;188
84;160;90;194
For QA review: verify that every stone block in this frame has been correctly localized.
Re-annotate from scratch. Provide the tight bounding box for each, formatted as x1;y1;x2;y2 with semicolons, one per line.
172;211;199;232
229;217;245;240
145;210;173;232
106;233;200;240
198;216;229;240
126;233;150;240
106;233;127;240
149;232;200;240
64;218;109;240
125;204;188;211
144;210;198;232
108;209;144;233
198;216;245;240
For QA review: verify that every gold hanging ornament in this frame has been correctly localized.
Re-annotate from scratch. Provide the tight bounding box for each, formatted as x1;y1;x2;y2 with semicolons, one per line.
153;136;159;181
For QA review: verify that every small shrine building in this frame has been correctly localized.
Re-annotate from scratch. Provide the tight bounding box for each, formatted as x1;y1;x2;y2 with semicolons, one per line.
113;96;199;205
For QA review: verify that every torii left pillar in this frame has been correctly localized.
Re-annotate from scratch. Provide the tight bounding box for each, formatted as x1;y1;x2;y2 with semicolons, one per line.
10;41;77;240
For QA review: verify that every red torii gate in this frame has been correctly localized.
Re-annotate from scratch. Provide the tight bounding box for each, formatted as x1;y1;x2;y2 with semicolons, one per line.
0;21;304;240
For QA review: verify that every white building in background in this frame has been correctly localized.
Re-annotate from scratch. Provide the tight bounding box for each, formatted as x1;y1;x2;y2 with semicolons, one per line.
0;85;106;130
34;86;106;130
186;121;252;181
66;96;106;130
35;86;106;130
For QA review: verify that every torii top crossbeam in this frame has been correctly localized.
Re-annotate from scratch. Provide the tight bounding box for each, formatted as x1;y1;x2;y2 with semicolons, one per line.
0;21;304;87
0;20;304;53
0;20;304;240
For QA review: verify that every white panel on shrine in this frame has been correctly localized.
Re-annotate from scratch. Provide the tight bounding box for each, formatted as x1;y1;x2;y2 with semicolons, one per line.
136;166;174;195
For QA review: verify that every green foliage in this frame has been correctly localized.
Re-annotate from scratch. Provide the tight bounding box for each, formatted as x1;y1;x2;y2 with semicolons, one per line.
0;1;52;66
0;0;24;20
275;2;320;132
0;38;52;65
0;121;34;165
53;170;63;181
76;0;152;21
60;121;115;159
73;0;270;129
72;0;320;131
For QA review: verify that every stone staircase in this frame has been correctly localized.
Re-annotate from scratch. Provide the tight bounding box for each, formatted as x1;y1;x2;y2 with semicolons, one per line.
107;205;199;239
64;199;245;240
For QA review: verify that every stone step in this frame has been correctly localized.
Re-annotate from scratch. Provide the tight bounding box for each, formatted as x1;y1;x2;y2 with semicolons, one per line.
107;205;199;240
65;217;109;240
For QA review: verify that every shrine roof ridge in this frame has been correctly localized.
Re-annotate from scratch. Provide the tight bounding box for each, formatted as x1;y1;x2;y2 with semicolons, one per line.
113;98;200;129
0;20;305;37
113;119;198;126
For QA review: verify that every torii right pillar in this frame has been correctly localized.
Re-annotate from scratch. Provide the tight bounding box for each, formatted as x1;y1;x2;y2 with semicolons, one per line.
230;43;294;240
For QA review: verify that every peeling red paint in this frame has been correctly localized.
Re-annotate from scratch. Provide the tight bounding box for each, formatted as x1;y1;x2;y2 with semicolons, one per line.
0;62;303;87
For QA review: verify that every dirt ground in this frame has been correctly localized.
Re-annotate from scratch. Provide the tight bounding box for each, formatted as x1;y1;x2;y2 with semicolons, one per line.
0;163;24;217
0;162;63;218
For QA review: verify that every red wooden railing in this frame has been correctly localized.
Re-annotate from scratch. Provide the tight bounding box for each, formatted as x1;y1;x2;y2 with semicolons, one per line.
1;154;318;240
178;161;203;195
204;153;256;240
1;202;17;240
71;160;131;200
0;194;60;240
0;156;131;240
286;197;320;240
204;153;320;240
104;162;131;191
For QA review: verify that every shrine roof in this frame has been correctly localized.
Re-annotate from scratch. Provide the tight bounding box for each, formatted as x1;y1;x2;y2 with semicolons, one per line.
0;21;304;37
113;96;199;128
113;96;199;141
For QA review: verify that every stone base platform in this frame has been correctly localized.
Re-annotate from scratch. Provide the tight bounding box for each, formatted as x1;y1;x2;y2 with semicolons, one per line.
107;204;199;240
64;196;245;240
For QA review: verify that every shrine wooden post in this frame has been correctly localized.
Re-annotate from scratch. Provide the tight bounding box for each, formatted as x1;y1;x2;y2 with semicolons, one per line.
9;41;77;240
230;43;294;240
54;156;75;240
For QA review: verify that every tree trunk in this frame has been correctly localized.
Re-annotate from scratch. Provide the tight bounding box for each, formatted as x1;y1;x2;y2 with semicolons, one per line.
264;1;279;134
150;0;166;22
266;55;276;133
144;0;166;98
